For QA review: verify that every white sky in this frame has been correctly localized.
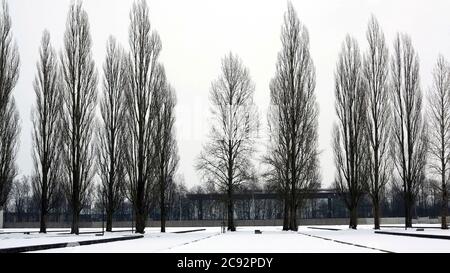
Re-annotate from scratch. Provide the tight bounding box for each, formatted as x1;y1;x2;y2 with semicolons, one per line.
8;0;450;189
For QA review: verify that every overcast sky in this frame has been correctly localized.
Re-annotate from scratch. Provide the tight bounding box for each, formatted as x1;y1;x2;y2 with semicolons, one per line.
8;0;450;189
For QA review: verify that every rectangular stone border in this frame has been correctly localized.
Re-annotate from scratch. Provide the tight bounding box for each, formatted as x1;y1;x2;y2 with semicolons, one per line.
0;235;144;253
375;230;450;240
172;228;206;234
307;227;341;231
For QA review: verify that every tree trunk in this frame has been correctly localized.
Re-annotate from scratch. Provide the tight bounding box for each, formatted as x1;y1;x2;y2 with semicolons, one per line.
161;184;166;233
39;189;47;233
227;189;235;231
40;168;48;233
39;209;47;233
349;206;358;229
373;198;380;230
282;198;289;231
71;210;79;235
135;209;146;234
405;208;412;228
71;160;80;234
106;177;114;232
106;207;113;232
405;193;413;228
442;186;448;229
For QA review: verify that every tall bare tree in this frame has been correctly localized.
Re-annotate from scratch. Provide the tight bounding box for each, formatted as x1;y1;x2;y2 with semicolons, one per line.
153;72;179;232
123;0;163;234
97;37;127;232
427;55;450;229
0;100;19;211
390;33;428;229
60;1;98;235
0;0;20;212
196;53;259;231
265;3;319;231
362;16;392;230
31;30;63;233
333;36;368;229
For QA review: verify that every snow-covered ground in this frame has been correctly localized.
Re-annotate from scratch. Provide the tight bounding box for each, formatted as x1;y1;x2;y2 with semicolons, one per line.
1;225;450;253
34;228;223;253
0;228;136;249
299;224;450;253
163;227;378;253
0;227;188;249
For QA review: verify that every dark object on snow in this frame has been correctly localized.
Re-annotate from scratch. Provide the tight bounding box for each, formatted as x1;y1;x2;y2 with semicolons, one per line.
255;230;262;234
172;229;206;234
416;228;424;231
308;227;341;231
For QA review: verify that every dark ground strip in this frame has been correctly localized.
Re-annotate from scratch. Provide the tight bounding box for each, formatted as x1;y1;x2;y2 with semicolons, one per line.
56;228;207;235
380;225;441;229
298;232;394;253
375;230;450;240
0;229;70;235
65;229;136;234
109;229;133;233
172;229;207;234
307;227;342;231
57;231;104;235
0;235;144;253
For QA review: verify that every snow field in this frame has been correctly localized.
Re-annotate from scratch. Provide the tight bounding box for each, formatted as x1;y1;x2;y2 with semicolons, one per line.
2;225;450;253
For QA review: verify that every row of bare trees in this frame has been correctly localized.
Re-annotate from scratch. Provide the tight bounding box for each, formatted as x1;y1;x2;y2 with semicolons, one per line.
197;4;449;232
27;0;179;234
333;16;449;230
197;3;320;232
2;0;449;233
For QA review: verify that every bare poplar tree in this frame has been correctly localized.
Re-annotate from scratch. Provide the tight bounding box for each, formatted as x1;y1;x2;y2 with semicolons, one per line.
265;3;319;231
362;16;391;230
333;36;368;229
123;0;162;234
390;33;428;229
153;72;179;232
0;0;20;212
60;1;98;235
427;55;450;229
0;100;19;211
97;37;126;232
196;53;259;231
31;30;62;233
